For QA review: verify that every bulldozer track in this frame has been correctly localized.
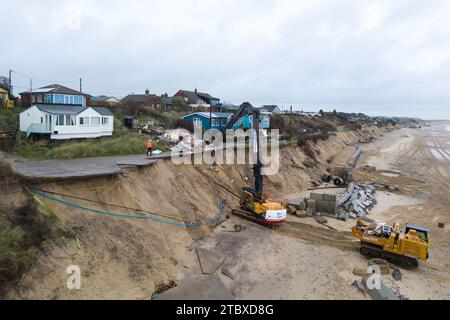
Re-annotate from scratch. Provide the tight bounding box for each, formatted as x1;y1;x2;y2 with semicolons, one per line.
359;242;419;269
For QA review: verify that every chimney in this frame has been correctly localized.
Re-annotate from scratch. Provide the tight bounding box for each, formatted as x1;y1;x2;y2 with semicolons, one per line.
145;89;150;96
194;88;197;94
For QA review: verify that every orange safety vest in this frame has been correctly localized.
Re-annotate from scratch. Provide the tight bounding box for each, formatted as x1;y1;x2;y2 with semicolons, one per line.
146;140;153;148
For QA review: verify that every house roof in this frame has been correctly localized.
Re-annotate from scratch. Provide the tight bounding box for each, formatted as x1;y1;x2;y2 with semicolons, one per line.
177;90;202;103
183;112;232;119
92;95;119;102
177;90;219;103
161;96;174;105
260;105;279;113
195;91;219;101
20;84;91;97
92;107;113;116
35;104;88;115
121;94;155;103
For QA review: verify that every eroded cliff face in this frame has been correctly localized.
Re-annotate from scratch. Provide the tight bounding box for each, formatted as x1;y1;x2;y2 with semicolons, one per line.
3;126;392;299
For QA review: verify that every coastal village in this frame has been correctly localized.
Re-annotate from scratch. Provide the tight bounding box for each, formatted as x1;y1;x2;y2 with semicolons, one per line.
1;73;449;301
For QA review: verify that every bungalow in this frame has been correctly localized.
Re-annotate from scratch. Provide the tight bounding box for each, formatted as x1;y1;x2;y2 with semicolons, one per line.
181;112;270;131
174;89;220;110
182;112;232;131
92;95;120;106
260;105;281;114
19;84;92;107
121;90;177;112
19;104;114;140
121;89;157;107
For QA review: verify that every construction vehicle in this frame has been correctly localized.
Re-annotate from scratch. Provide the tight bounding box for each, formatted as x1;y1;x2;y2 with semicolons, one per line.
352;219;429;268
223;102;287;227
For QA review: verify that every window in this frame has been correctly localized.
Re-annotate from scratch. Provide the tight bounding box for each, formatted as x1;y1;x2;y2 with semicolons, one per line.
212;118;220;126
91;117;100;125
65;115;76;126
221;118;228;126
64;96;68;104
56;115;64;126
102;117;108;125
37;95;43;103
44;94;52;104
69;96;74;104
80;117;89;125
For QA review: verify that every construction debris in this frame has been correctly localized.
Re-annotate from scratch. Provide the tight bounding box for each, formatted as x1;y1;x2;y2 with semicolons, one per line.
233;224;246;232
314;214;328;224
361;164;377;172
310;192;337;216
392;268;402;281
352;267;368;277
287;198;306;210
295;210;307;218
368;258;390;275
196;248;225;274
337;182;376;219
221;267;235;280
287;204;297;215
351;279;366;296
347;147;362;168
362;275;400;300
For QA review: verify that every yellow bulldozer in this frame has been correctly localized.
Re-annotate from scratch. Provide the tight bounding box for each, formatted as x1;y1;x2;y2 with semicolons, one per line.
352;220;429;268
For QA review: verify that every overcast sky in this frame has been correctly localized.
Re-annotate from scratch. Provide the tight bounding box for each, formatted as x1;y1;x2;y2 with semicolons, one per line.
2;0;450;119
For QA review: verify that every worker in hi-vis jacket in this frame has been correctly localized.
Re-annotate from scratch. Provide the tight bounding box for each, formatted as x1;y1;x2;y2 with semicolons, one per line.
146;138;153;156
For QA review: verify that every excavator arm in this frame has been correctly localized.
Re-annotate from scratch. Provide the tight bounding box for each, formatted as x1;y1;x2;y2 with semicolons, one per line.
224;102;263;196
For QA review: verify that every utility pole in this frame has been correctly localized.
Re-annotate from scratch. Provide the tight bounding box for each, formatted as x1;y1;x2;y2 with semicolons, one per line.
30;79;33;107
8;69;12;96
289;105;293;140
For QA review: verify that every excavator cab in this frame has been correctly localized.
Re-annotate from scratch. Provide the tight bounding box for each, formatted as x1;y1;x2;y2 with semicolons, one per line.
239;188;259;212
406;224;429;242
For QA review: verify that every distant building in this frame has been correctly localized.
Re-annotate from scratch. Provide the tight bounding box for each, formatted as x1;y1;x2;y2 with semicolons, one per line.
121;89;176;112
174;89;220;110
0;87;13;108
260;105;281;114
296;111;321;117
19;105;114;140
121;89;157;107
182;112;232;131
181;112;270;131
19;84;92;107
92;95;120;106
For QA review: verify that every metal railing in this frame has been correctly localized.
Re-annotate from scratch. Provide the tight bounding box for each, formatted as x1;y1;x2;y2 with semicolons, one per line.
27;123;52;138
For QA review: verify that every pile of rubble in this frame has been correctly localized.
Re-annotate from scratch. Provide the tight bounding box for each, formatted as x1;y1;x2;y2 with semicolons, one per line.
337;182;376;220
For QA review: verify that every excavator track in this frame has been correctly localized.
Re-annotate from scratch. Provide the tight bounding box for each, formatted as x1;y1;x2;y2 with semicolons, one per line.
360;242;419;269
232;208;275;229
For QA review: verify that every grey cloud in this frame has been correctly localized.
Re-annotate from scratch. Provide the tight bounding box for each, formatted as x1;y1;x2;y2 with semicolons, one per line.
1;0;449;119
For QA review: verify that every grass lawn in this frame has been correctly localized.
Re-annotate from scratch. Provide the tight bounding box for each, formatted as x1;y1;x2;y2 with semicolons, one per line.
15;118;172;160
